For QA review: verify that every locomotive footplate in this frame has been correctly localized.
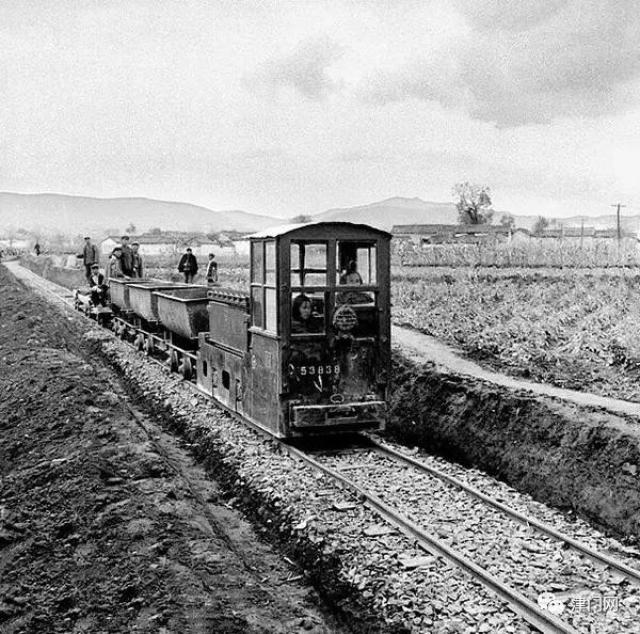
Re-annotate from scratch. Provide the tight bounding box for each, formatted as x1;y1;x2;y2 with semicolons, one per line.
290;401;386;429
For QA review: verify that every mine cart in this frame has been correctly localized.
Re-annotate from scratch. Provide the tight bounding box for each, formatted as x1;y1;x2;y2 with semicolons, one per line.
108;278;161;312
155;286;210;342
196;221;391;438
127;282;189;324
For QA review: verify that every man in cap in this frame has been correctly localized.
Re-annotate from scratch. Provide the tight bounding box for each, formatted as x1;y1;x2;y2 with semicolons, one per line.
77;236;99;284
88;263;108;307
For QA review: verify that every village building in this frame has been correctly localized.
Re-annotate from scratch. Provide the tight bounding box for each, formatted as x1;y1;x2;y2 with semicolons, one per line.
99;232;237;258
538;227;637;242
391;224;529;246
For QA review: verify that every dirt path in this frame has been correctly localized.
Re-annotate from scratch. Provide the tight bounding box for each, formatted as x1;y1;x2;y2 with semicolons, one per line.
0;263;346;634
393;325;640;418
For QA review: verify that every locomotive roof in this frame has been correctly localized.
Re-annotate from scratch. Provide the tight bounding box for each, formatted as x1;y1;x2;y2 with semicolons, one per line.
247;221;391;240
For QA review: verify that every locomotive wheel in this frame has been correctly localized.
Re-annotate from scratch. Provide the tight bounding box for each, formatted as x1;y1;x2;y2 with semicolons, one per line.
179;356;193;381
143;336;154;356
134;333;145;351
167;350;179;372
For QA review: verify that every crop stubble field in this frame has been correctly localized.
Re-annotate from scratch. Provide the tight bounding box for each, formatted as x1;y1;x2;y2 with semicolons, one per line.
392;266;640;402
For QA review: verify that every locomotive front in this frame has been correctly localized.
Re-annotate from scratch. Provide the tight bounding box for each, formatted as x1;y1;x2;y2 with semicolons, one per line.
247;222;391;437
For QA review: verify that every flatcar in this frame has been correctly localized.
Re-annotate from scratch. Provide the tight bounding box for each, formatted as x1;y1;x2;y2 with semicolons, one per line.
90;222;391;438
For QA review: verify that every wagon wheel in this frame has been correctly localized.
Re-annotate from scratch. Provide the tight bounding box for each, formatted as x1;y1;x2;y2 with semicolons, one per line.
111;319;119;333
167;349;179;373
179;356;193;381
118;323;128;340
143;336;154;356
84;304;92;318
134;333;145;351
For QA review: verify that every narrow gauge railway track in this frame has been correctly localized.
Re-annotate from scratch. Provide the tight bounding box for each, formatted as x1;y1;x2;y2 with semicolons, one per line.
308;442;640;634
10;262;640;633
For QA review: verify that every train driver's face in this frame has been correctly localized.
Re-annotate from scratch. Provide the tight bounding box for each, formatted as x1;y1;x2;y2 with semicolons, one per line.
299;301;312;321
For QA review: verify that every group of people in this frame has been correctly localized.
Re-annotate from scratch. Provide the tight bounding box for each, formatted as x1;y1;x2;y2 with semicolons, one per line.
77;235;144;283
106;235;144;281
77;236;220;308
77;235;144;308
178;249;218;285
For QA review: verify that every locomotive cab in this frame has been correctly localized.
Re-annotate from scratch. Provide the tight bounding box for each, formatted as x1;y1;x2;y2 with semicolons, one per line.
245;222;391;437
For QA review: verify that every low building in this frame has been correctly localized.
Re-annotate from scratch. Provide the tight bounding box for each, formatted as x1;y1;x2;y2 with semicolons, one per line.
537;227;636;241
391;224;527;246
100;232;239;258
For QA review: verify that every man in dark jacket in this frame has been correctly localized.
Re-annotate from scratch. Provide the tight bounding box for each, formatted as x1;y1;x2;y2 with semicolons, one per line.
178;248;198;283
77;236;99;283
120;235;134;277
205;253;218;285
131;242;144;278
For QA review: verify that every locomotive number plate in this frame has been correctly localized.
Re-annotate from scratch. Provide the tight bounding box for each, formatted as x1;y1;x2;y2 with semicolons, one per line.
290;364;340;377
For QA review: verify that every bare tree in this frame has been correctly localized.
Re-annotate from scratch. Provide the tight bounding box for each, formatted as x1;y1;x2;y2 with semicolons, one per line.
499;213;515;230
125;222;137;234
532;216;549;236
452;182;493;225
291;214;312;223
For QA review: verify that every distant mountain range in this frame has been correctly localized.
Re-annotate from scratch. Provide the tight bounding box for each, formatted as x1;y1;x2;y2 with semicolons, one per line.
0;193;278;236
1;192;637;236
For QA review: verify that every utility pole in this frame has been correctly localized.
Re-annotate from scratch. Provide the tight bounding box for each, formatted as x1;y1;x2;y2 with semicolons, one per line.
612;203;627;242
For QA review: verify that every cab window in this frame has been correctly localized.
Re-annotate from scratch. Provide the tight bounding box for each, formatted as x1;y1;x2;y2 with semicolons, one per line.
251;242;264;283
291;242;327;287
337;241;377;285
265;241;276;285
251;239;277;333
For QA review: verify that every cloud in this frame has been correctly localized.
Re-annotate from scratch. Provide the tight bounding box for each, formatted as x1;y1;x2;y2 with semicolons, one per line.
245;36;344;100
359;0;640;126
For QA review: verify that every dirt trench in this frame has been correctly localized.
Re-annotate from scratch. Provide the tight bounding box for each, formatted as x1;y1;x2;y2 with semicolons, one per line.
386;353;640;542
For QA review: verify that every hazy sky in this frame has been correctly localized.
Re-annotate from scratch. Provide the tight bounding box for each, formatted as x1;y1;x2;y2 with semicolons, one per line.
2;0;639;218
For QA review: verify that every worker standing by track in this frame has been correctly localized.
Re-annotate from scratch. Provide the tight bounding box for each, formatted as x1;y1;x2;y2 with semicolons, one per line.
178;248;198;283
77;237;99;284
205;253;218;285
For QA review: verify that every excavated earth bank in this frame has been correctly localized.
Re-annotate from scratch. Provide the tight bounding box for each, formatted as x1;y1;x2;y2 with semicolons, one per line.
387;353;640;542
20;255;85;289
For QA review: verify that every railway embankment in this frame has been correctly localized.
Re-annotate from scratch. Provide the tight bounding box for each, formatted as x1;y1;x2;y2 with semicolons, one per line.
20;255;85;289
388;350;640;542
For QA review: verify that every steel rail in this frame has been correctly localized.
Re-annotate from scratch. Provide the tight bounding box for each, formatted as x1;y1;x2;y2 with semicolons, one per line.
290;444;580;634
3;263;586;632
368;438;640;586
